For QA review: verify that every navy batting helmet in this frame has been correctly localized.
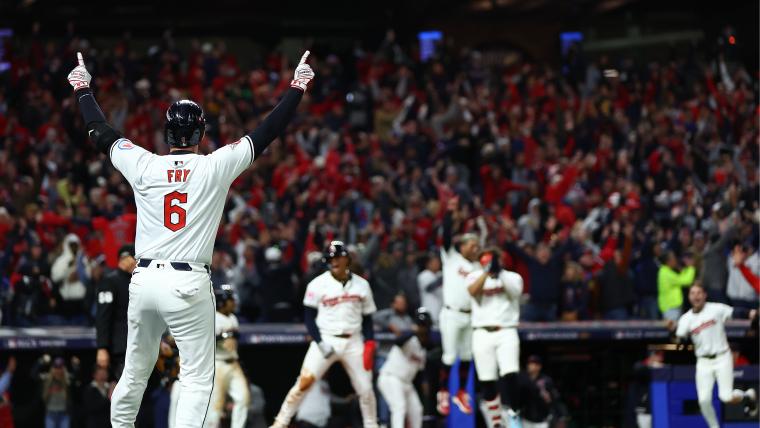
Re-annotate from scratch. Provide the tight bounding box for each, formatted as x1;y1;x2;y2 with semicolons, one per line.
414;307;432;328
165;100;206;147
322;240;349;263
214;284;235;309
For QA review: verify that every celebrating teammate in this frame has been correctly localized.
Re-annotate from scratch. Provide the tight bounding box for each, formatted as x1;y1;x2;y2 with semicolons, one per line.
666;282;758;427
377;307;432;428
466;248;523;428
438;197;481;415
205;285;249;428
68;50;314;427
270;241;379;428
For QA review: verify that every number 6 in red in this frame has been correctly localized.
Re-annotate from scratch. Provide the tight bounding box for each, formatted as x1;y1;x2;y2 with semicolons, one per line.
164;191;187;231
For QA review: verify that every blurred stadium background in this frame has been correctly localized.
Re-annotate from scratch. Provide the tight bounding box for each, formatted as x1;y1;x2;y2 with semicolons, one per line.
0;0;758;427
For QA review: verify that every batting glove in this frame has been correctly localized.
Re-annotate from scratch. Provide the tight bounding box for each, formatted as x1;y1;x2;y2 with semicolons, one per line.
317;341;335;359
363;340;377;371
67;52;91;92
290;50;315;92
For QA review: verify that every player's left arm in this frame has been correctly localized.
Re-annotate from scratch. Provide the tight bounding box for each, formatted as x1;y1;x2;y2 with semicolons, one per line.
362;281;377;370
501;271;524;299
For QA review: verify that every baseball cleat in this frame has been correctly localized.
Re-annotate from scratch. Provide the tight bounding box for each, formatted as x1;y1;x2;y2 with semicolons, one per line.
436;390;450;415
452;390;473;414
744;388;758;417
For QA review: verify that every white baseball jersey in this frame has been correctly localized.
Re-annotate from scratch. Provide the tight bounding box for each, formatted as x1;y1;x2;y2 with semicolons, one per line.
675;302;733;357
380;335;426;383
215;311;240;361
110;136;254;265
303;271;377;336
441;247;477;310
466;269;523;328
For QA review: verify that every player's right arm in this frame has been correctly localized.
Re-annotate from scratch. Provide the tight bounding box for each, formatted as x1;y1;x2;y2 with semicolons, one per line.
210;51;315;180
68;52;151;184
441;197;457;253
303;277;334;358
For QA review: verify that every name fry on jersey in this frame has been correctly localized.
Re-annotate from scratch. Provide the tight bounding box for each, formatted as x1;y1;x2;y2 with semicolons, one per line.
167;169;191;183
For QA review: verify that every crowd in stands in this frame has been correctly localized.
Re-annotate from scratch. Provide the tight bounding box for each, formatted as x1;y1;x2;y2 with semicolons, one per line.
0;27;758;328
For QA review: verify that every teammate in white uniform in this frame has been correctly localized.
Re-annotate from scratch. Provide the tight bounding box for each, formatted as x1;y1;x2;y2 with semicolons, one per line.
377;307;431;428
667;283;758;428
437;197;480;415
466;248;523;428
270;241;379;428
67;51;315;428
205;285;249;428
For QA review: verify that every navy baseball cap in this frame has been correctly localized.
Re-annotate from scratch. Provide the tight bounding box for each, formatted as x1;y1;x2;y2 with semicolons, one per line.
118;245;135;259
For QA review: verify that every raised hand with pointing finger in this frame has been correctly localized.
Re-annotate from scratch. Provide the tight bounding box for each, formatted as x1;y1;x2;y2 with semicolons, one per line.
290;50;315;91
67;52;92;91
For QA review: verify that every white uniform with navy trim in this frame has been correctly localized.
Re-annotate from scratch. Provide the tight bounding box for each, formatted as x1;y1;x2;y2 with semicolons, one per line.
272;271;378;428
440;247;477;365
109;136;255;428
206;312;249;428
378;335;426;428
675;303;743;428
466;269;523;381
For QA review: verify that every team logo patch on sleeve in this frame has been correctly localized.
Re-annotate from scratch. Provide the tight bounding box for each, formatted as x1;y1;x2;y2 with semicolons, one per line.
117;139;135;150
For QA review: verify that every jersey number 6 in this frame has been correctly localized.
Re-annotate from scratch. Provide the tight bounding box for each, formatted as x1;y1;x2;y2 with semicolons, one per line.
164;191;187;232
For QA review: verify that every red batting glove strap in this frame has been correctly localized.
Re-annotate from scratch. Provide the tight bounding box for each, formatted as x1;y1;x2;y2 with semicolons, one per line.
363;340;377;371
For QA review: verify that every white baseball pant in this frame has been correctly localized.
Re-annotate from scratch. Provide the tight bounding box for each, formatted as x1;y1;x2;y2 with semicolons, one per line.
169;382;180;428
695;351;744;428
377;373;422;428
472;328;519;381
440;307;472;365
205;360;250;428
111;261;215;428
272;334;377;428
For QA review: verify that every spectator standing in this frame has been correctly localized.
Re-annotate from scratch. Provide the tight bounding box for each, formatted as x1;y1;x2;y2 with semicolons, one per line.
417;253;443;327
633;239;661;320
506;239;573;322
95;245;135;379
598;248;635;320
657;251;696;321
82;365;111;428
50;234;90;324
38;356;77;428
700;223;736;304
559;262;589;321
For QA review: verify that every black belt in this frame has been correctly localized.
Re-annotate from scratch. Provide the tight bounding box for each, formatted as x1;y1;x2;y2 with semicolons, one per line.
331;333;352;338
137;258;210;273
702;350;729;359
445;305;472;314
222;358;238;364
476;326;502;332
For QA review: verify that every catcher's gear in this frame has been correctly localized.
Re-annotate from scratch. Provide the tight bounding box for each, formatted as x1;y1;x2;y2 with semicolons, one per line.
67;52;91;91
322;240;349;263
414;307;433;328
215;284;235;309
290;50;315;91
165;100;206;147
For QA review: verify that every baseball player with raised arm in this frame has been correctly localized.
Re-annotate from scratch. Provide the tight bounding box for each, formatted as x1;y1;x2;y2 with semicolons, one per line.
666;282;758;427
270;241;378;428
438;197;481;415
67;50;314;428
466;248;523;428
377;307;432;428
205;284;249;428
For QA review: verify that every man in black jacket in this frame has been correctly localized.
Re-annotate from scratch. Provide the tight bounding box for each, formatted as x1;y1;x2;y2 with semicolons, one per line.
95;245;135;379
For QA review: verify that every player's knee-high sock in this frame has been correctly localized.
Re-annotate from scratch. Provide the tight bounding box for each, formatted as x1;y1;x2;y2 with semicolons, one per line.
480;381;502;428
440;364;451;389
500;372;520;412
458;360;471;389
357;389;379;428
